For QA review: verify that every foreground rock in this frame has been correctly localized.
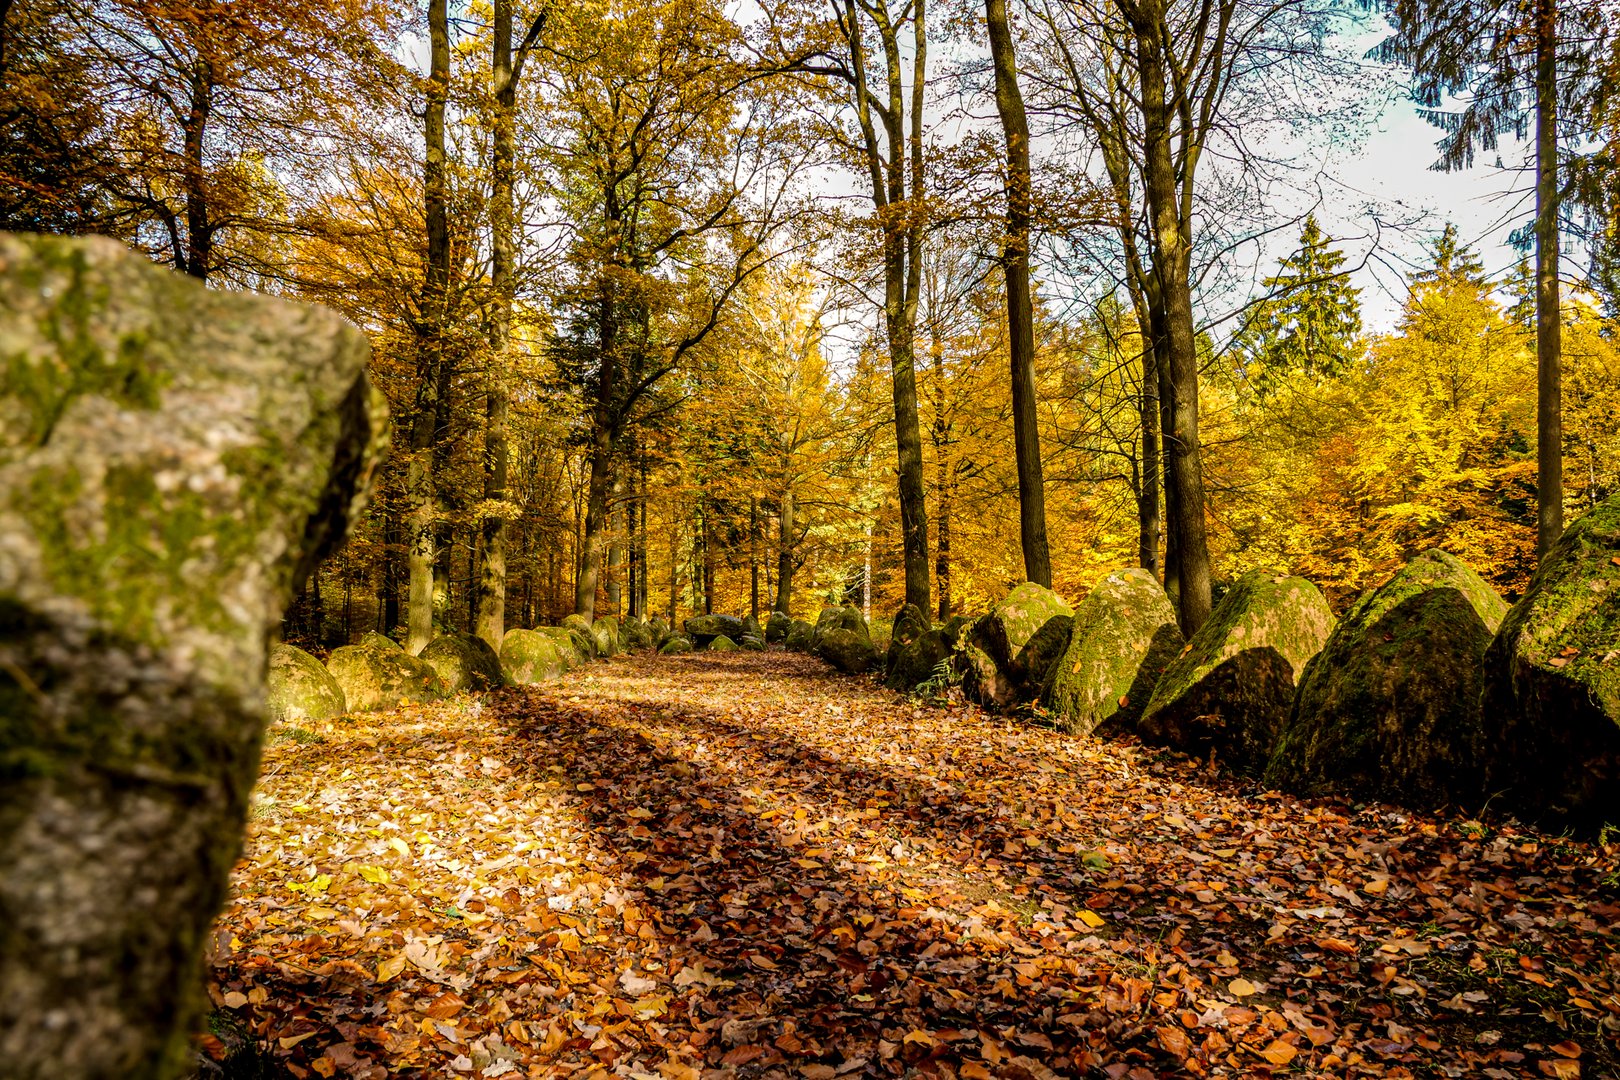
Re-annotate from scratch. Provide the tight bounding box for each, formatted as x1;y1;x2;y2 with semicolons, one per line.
1268;551;1505;809
785;619;814;651
962;583;1073;710
500;628;570;684
659;636;694;655
621;617;655;651
544;625;590;667
1139;571;1334;771
766;611;791;642
885;602;931;678
812;606;879;673
420;630;504;692
1042;569;1183;737
1481;500;1620;828
591;616;619;658
327;636;447;711
0;234;385;1079
708;634;739;652
562;614;598;658
267;643;348;724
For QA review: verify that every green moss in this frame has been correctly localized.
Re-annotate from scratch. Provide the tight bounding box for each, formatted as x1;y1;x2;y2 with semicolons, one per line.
1044;569;1182;736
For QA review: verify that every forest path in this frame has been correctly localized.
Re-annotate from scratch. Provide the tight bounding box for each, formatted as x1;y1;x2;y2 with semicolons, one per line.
211;650;1619;1079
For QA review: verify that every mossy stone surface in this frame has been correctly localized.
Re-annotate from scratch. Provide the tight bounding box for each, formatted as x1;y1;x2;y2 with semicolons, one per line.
738;635;765;651
326;638;447;712
621;617;655;651
817;627;877;674
267;643;347;724
785;619;814;651
962;582;1073;710
1042;568;1183;737
591;616;619;658
1268;550;1504;809
707;634;739;652
659;636;693;655
886;627;955;692
0;235;385;1078
420;630;504;692
685;613;746;646
766;611;791;642
885;602;931;677
1480;498;1620;829
1139;571;1335;772
812;605;868;647
561;614;597;659
360;630;402;652
500;628;567;684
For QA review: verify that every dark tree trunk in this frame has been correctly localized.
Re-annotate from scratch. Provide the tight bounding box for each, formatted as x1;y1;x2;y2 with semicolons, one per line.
985;0;1051;588
1535;0;1563;560
775;488;794;615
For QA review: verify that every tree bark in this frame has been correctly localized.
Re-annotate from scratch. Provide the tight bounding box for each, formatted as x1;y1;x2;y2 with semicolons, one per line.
775;487;795;615
984;0;1051;588
181;64;213;282
574;429;612;624
1130;6;1212;633
1535;0;1563;560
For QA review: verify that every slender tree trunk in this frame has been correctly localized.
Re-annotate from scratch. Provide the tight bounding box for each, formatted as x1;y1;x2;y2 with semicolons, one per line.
1133;12;1212;633
181;65;213;282
574;429;612;624
701;497;715;614
408;0;451;654
985;0;1051;587
1134;297;1162;576
475;0;516;650
382;505;400;635
1535;0;1563;560
775;487;794;615
749;497;761;620
607;477;624;615
929;334;953;621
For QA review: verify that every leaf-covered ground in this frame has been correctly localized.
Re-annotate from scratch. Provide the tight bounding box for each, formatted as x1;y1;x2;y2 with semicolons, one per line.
205;650;1620;1079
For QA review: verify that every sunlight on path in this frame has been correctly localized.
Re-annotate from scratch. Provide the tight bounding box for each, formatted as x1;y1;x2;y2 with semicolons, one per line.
208;652;1620;1079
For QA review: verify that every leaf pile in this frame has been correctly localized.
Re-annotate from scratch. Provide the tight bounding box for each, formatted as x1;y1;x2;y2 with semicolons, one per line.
206;651;1620;1078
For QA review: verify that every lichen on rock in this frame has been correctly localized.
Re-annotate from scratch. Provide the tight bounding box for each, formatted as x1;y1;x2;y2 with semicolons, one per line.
267;643;347;724
1479;498;1620;829
326;635;447;712
1268;550;1504;809
961;582;1073;710
1042;568;1182;737
500;628;567;684
1139;570;1334;772
0;234;386;1078
420;630;504;692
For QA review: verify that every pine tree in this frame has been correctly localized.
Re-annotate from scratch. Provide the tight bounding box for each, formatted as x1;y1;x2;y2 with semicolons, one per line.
1234;215;1363;394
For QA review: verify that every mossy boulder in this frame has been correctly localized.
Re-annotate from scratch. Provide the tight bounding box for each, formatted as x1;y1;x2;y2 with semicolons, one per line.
1480;499;1620;828
420;630;504;693
885;602;932;677
1267;550;1506;808
738;635;766;651
813;605;868;646
785;619;814;651
685;613;746;646
1042;569;1183;737
817;627;879;674
0;234;388;1077
1139;571;1335;772
621;617;655;651
766;611;792;642
742;614;762;640
268;643;347;724
326;638;447;712
591;616;619;658
541;625;589;667
886;627;956;692
561;614;598;659
707;634;740;652
500;628;568;684
659;636;694;655
961;583;1074;710
360;630;402;652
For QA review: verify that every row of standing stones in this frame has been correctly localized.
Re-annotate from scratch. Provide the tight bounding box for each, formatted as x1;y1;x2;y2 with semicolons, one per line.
881;506;1620;833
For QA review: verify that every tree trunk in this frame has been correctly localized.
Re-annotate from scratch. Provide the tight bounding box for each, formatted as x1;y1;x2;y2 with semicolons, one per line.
749;497;761;620
607;477;624;615
1138;310;1162;576
775;487;794;615
984;0;1051;588
409;0;451;654
574;429;612;624
701;497;715;614
1132;10;1211;633
475;0;515;651
930;334;953;621
181;65;213;282
1535;0;1563;561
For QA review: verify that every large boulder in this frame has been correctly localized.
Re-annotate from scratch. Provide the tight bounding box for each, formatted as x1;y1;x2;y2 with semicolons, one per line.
1042;569;1183;737
707;634;740;652
1480;499;1620;828
561;614;598;659
268;643;348;724
647;616;670;643
420;630;504;692
886;627;955;692
818;627;879;674
738;635;765;651
885;602;932;677
784;619;814;651
742;614;762;640
619;616;652;650
326;637;447;712
0;234;385;1077
500;628;568;684
1268;550;1506;808
360;630;402;652
813;605;867;646
542;624;590;667
659;636;694;655
685;613;746;646
961;583;1074;710
1139;571;1335;772
766;611;792;642
591;615;619;658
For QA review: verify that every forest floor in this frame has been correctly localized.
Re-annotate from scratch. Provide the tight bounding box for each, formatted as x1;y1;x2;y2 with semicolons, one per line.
202;650;1620;1080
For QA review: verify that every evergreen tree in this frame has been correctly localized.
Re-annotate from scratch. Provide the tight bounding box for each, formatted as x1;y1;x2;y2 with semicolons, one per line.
1234;215;1363;393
